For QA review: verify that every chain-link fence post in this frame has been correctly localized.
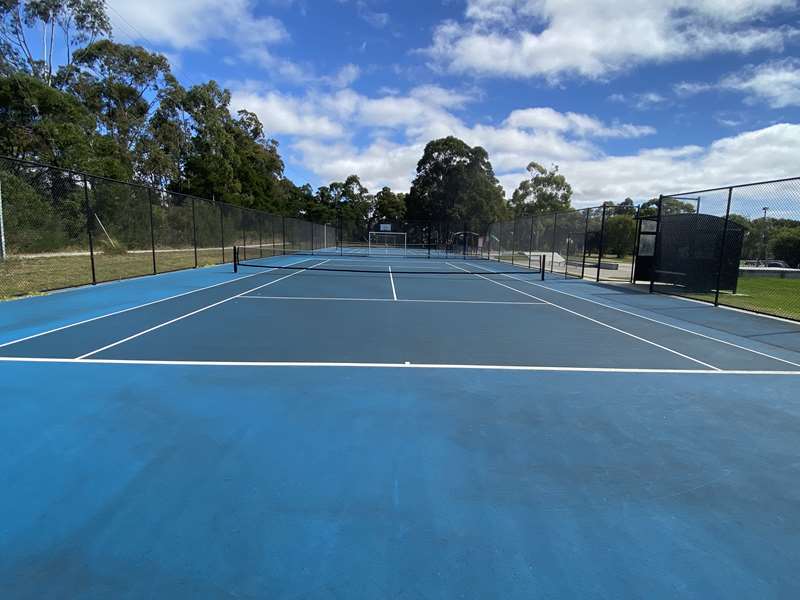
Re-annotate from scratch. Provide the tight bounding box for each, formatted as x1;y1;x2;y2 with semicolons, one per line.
714;188;734;306
219;202;225;263
630;207;641;284
0;177;6;260
649;196;664;294
550;212;558;273
510;217;517;265
596;204;608;282
191;197;198;268
528;217;535;269
83;175;97;285
581;209;590;279
147;188;157;275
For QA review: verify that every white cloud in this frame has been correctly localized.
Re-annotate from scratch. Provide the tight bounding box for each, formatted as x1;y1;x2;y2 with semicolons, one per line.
230;82;799;206
107;0;288;50
609;92;670;110
326;64;362;89
425;0;796;80
721;58;800;108
230;90;345;138
560;124;800;203
675;58;800;108
505;108;656;138
336;0;390;28
107;0;323;82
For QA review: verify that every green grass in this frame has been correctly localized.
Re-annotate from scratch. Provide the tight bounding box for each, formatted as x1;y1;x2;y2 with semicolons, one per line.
0;249;231;299
687;275;800;321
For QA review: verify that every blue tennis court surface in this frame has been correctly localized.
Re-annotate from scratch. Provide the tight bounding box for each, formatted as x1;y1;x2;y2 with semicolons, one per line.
2;254;800;597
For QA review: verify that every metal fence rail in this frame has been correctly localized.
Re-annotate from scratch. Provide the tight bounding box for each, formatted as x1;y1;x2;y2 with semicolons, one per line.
0;156;315;298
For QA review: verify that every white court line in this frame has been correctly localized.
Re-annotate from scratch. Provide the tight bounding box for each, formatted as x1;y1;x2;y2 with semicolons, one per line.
388;266;397;301
308;263;445;270
1;356;799;374
323;259;445;265
75;259;332;360
446;262;721;371
0;257;315;350
467;261;800;369
240;296;547;305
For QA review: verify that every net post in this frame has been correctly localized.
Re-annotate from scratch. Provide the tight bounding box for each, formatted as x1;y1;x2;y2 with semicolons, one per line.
191;197;198;268
497;226;502;262
147;187;157;275
596;204;608;282
564;238;570;279
540;254;545;280
83;174;97;285
310;220;314;254
649;196;664;294
714;188;734;306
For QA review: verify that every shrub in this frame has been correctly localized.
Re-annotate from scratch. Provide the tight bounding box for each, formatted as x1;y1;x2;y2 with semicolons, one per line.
771;228;800;268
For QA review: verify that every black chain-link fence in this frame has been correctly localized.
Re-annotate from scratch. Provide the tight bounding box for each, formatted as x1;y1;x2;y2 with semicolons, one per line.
486;204;640;280
485;176;800;322
0;157;322;299
650;178;800;321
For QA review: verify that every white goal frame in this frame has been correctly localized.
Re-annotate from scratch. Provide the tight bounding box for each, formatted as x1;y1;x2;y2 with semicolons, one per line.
368;231;407;256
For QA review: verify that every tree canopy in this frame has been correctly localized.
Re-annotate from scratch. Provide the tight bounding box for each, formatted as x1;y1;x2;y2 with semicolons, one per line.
407;136;506;230
510;162;572;216
1;1;662;240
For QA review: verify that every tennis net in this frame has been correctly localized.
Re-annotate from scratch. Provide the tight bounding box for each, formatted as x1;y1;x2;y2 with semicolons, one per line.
233;246;546;277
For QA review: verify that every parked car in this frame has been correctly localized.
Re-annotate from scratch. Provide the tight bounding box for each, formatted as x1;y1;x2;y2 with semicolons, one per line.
759;260;791;268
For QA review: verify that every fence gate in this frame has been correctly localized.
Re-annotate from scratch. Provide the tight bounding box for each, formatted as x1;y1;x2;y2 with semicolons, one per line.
632;216;658;283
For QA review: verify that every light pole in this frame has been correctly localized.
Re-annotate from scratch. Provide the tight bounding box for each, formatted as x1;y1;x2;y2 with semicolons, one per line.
762;207;769;261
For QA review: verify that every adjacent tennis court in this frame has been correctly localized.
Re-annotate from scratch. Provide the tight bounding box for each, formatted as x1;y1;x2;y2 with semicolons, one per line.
2;252;800;597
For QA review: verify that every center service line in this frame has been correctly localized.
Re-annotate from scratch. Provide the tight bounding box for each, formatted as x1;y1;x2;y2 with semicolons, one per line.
76;259;332;360
388;266;398;301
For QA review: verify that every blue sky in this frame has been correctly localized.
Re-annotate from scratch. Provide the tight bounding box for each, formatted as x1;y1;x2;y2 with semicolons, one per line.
107;0;800;205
